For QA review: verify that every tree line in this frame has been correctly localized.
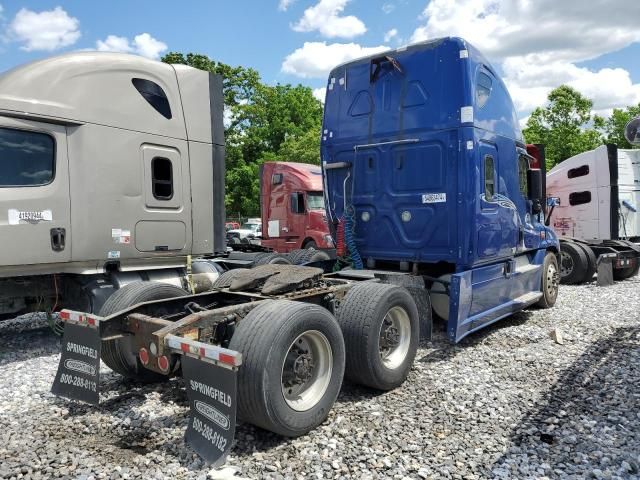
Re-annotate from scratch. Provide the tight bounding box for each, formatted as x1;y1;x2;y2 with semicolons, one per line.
163;53;639;216
162;52;323;217
523;85;640;169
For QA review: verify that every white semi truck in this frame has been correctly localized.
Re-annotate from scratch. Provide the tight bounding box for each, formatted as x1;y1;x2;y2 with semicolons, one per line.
546;140;640;283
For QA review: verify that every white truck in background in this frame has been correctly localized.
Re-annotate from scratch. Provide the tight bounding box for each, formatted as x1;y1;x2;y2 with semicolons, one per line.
546;140;640;283
0;52;229;319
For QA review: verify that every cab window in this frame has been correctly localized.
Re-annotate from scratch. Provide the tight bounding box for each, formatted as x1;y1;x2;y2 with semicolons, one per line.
0;127;55;187
307;191;325;210
518;154;528;195
484;155;495;200
476;71;492;108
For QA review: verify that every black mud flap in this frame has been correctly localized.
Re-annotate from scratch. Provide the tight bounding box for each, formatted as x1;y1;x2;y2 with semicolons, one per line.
51;322;101;404
182;355;237;466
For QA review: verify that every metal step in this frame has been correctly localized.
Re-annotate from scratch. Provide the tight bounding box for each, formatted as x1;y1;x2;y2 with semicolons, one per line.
513;291;543;305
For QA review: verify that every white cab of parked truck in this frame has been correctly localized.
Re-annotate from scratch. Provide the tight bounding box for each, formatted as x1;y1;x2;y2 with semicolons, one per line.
546;144;640;283
547;144;640;241
0;52;226;318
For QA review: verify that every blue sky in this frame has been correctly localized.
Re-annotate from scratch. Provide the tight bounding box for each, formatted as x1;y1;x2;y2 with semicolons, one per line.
1;0;640;119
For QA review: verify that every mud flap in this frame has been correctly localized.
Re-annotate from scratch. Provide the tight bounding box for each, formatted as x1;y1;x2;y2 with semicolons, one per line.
51;322;101;404
182;355;237;466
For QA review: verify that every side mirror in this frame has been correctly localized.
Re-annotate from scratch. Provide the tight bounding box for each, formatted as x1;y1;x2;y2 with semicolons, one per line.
527;169;543;214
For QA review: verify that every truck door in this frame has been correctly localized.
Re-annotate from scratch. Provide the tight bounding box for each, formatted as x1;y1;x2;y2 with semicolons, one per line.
0;118;72;265
477;141;519;260
288;191;306;246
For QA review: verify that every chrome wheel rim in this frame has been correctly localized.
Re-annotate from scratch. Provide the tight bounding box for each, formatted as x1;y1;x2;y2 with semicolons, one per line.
546;261;560;298
281;330;332;412
378;306;411;369
559;251;573;278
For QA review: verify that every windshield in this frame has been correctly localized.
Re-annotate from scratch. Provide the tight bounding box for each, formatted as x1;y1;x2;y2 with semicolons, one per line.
241;223;260;231
307;191;325;210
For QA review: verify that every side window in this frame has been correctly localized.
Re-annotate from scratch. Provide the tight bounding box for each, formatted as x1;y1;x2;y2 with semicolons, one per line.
272;173;283;185
569;191;591;206
132;78;172;119
476;71;492;108
0;127;55;187
151;157;173;200
568;165;589;179
290;192;305;214
484;155;495;201
518;154;528;195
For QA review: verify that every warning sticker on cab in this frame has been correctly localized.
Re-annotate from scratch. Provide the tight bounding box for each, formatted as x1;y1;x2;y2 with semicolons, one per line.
422;193;447;204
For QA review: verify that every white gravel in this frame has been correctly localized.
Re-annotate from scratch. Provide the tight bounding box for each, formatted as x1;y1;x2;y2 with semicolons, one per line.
1;278;639;479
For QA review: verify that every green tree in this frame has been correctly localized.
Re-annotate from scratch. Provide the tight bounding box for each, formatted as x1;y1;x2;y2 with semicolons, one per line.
162;52;323;216
600;104;640;149
274;128;322;165
523;85;602;169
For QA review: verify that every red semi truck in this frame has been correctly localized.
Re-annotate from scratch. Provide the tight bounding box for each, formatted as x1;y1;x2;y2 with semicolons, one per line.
259;162;333;252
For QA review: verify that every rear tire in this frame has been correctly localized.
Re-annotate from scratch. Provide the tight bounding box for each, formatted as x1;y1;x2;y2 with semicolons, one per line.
211;269;248;288
291;249;331;265
253;253;291;266
536;252;559;309
229;300;345;436
303;240;318;249
559;242;588;284
100;282;188;382
287;249;308;264
575;244;597;283
337;282;419;390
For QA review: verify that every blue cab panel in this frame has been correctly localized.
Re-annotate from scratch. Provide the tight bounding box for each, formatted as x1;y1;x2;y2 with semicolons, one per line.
320;37;560;342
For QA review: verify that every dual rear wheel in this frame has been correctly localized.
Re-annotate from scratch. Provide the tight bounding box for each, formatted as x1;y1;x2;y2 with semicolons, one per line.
229;282;419;436
97;281;420;437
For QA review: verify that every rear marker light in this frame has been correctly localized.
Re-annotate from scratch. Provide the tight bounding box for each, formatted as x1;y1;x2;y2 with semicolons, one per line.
219;353;236;365
139;348;150;366
157;355;170;372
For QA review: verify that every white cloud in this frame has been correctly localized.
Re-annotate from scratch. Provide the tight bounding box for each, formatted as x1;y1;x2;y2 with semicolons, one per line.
503;57;640;114
132;33;167;59
95;33;167;60
8;6;80;51
292;0;366;39
279;0;296;11
382;3;395;14
282;41;387;79
313;87;326;103
384;28;398;43
409;0;640;118
410;0;640;64
96;35;132;53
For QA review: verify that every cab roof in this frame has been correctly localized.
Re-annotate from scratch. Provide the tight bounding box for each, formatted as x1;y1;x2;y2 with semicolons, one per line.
0;52;210;141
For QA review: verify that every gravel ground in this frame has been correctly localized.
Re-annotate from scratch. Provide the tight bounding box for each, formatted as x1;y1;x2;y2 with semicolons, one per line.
0;278;639;480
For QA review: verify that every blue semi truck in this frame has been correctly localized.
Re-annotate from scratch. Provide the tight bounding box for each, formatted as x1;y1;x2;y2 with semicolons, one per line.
47;37;560;465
